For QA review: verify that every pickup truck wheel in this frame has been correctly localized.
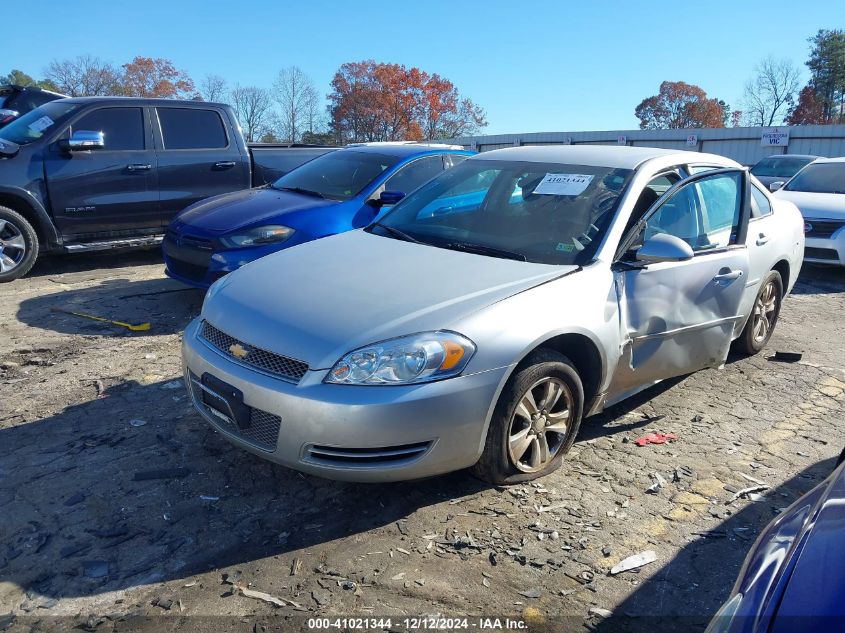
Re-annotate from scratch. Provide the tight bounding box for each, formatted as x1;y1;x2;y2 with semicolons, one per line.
471;350;583;485
0;206;39;283
735;270;783;356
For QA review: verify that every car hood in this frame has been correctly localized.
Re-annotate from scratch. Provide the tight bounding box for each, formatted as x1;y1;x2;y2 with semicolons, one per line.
773;190;845;219
175;187;340;233
770;461;845;624
201;230;572;369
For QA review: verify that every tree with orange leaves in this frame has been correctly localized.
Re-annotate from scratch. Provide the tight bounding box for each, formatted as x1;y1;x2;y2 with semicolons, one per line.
120;57;196;99
329;60;486;143
635;81;726;129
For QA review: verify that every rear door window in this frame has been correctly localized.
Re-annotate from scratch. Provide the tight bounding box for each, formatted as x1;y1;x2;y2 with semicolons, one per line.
73;107;145;151
384;155;445;194
158;108;227;150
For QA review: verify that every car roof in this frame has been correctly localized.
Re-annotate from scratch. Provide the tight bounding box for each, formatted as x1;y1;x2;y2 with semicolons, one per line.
59;96;229;108
338;143;472;158
472;144;732;169
812;156;845;164
761;154;820;160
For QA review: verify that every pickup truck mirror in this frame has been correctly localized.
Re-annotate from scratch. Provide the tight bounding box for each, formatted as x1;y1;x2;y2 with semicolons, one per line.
768;181;785;192
369;190;406;208
636;233;694;264
62;130;105;151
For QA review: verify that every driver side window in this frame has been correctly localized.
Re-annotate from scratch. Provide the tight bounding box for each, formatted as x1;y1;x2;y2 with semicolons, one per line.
634;171;742;254
384;156;444;194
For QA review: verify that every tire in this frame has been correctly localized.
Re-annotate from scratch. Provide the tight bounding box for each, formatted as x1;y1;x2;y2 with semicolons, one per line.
472;349;584;485
0;206;39;283
735;270;783;356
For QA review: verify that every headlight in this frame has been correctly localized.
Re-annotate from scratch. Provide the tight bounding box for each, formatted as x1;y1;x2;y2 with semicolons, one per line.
220;225;294;248
326;331;476;385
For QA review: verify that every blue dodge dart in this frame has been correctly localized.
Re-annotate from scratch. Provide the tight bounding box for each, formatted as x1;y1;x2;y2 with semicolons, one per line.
163;143;473;288
706;448;845;633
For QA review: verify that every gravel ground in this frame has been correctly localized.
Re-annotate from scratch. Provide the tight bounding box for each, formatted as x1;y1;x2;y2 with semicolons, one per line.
1;251;844;633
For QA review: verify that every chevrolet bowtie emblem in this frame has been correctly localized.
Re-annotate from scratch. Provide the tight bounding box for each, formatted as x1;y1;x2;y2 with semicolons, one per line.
229;343;250;359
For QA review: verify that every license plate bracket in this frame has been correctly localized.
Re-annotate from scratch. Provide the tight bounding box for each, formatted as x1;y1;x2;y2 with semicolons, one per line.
201;372;251;430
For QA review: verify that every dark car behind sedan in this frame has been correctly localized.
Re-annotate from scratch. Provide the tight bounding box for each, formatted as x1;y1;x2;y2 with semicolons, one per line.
0;84;66;127
706;451;845;633
750;154;820;189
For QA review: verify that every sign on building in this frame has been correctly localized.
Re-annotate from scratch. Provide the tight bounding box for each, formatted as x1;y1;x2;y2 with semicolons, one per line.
686;134;698;147
761;128;790;147
617;135;627;145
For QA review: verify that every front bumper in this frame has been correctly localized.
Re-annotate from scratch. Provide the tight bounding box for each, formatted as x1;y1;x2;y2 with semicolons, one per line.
181;318;509;482
162;230;299;289
803;220;845;266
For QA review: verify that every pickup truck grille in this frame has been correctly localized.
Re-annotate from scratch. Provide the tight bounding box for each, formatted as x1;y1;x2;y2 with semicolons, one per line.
199;320;309;383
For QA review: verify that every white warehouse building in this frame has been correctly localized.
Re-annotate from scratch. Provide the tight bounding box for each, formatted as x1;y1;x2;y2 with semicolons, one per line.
442;125;845;166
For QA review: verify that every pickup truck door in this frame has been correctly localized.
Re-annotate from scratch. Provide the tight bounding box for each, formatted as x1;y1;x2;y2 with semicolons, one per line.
153;106;249;225
609;169;752;397
44;106;159;237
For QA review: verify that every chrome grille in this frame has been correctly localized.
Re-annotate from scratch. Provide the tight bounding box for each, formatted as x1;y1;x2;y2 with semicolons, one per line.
200;321;309;383
805;219;845;239
188;372;281;452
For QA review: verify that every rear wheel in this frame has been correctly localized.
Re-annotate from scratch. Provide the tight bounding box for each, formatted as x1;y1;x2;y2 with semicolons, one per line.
472;350;583;485
736;270;783;355
0;206;39;283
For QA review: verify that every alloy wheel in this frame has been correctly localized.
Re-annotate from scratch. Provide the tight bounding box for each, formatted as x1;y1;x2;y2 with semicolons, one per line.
0;219;26;273
507;376;573;473
752;280;778;344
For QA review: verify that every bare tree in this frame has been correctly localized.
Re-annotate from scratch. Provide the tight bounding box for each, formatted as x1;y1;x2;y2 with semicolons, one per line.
742;57;802;126
43;55;121;96
301;83;326;135
199;74;228;102
229;85;272;142
273;66;317;142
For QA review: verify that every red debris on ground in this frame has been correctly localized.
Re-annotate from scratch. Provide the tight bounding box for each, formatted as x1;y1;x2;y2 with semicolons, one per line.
635;432;678;447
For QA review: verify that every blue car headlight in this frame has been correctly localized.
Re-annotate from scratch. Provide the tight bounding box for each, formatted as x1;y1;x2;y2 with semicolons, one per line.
326;331;476;385
219;225;295;248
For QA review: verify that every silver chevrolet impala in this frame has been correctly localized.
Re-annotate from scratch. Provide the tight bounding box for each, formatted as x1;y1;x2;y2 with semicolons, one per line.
182;146;805;484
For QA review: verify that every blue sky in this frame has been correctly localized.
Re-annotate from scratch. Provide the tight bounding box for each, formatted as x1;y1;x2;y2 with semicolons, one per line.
2;0;842;134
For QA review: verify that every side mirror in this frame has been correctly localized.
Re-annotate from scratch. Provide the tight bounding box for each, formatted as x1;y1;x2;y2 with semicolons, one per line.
62;130;105;151
370;190;405;208
769;181;785;192
636;233;694;264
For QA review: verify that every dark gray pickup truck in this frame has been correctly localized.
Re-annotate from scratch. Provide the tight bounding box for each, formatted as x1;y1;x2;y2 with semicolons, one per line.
0;97;336;281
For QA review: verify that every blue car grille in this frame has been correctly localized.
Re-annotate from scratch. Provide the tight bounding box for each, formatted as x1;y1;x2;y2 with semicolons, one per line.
199;320;309;383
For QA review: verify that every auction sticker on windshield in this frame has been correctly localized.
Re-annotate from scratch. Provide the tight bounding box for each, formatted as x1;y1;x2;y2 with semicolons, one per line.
28;116;54;133
533;173;594;196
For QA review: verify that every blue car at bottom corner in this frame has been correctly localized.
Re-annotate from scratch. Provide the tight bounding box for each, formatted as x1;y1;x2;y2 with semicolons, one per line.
163;143;474;288
706;448;845;633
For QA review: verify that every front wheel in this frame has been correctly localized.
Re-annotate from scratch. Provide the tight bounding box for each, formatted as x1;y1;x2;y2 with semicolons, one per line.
735;270;783;355
472;350;583;485
0;206;39;283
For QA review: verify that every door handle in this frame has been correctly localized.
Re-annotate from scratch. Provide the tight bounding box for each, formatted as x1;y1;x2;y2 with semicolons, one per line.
713;269;743;284
756;233;770;246
126;163;151;171
214;161;237;170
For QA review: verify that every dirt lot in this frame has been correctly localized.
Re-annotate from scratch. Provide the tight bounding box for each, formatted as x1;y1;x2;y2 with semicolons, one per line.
1;251;844;633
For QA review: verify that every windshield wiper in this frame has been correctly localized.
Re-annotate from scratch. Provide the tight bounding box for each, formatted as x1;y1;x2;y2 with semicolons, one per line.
370;221;423;244
445;241;527;261
276;186;325;199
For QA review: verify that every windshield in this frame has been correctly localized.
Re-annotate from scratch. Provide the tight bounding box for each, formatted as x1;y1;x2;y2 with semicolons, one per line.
785;163;845;194
271;150;400;201
0;101;80;145
370;159;633;265
751;156;815;178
